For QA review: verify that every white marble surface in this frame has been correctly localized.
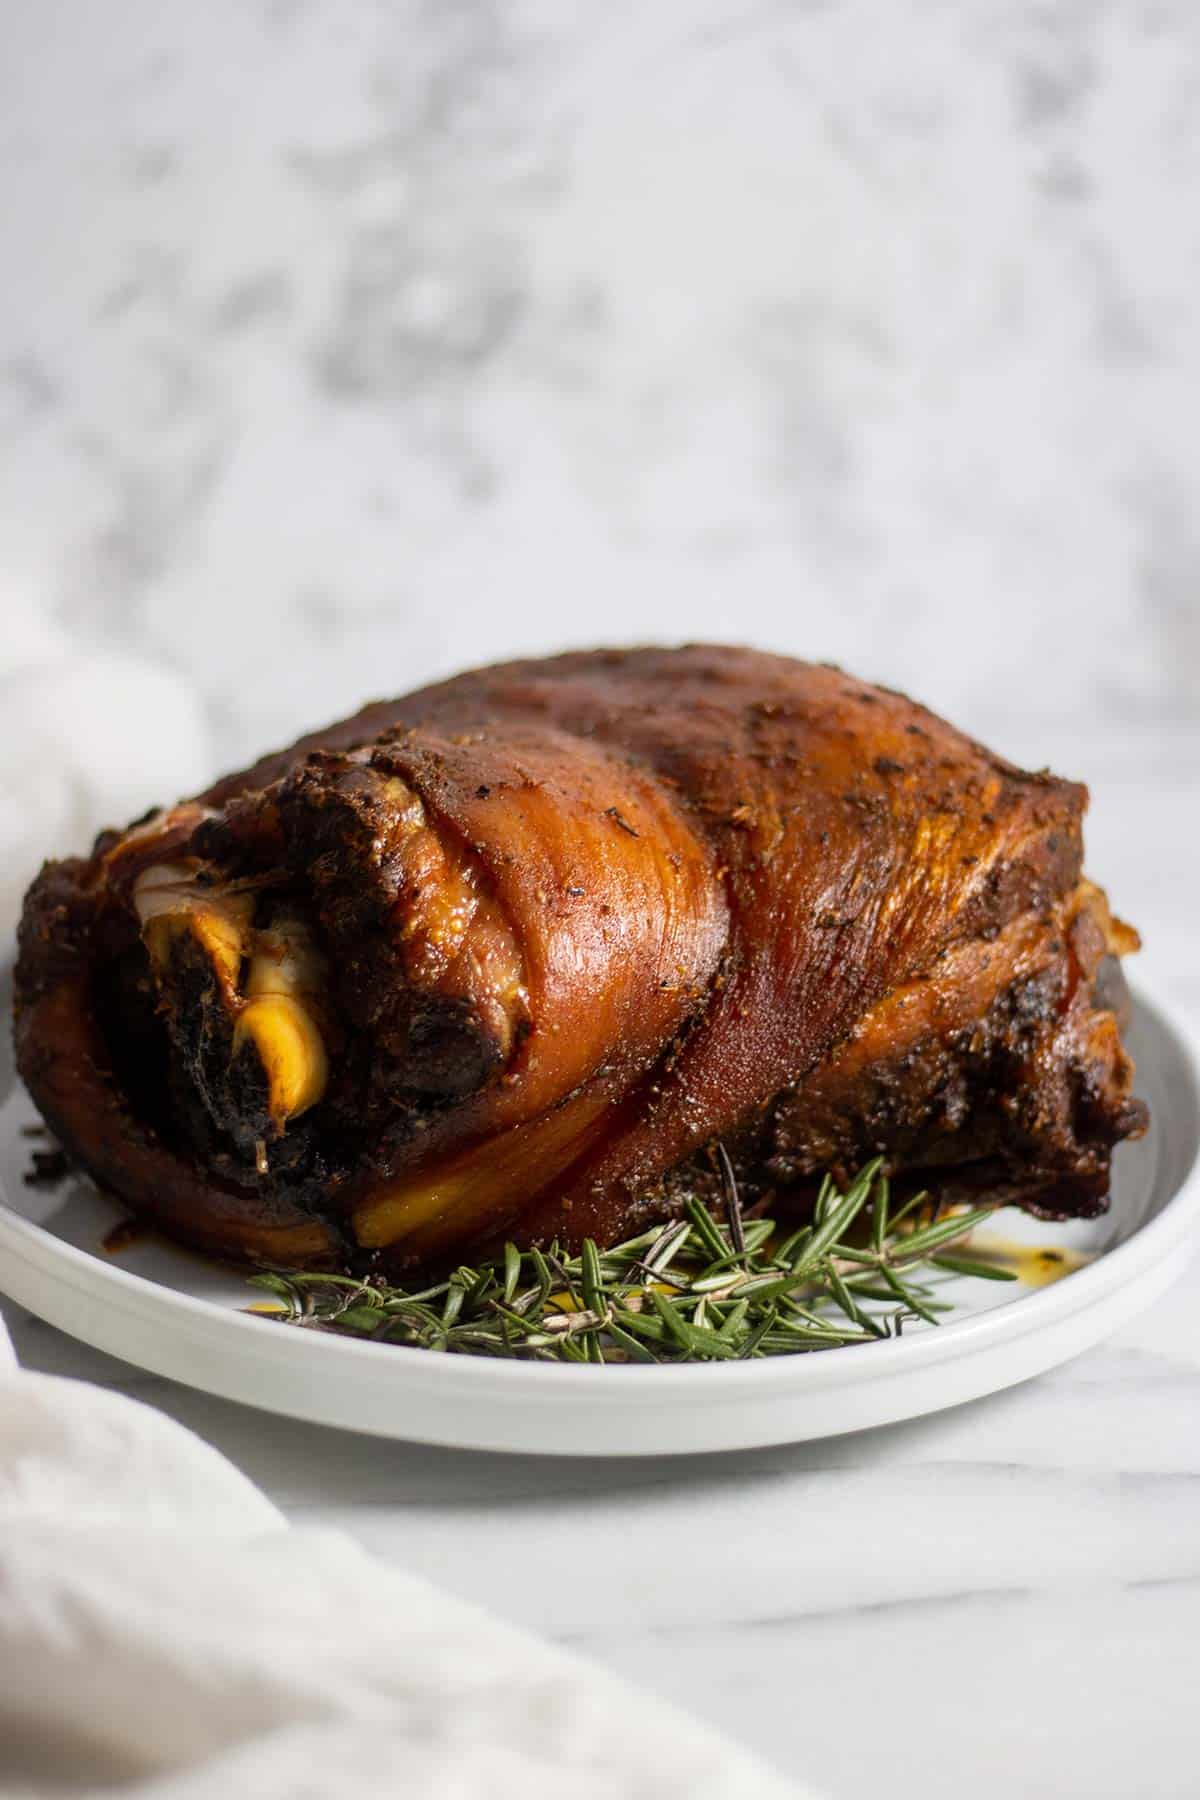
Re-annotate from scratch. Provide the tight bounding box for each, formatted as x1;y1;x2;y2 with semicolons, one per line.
3;1;1200;774
3;3;1200;1795
5;1144;1200;1800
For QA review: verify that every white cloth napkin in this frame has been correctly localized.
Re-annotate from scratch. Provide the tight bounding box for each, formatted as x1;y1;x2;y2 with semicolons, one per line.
0;1317;809;1799
0;639;810;1798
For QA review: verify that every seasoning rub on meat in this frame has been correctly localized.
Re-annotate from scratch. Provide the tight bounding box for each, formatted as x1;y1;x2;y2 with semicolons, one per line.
14;646;1147;1272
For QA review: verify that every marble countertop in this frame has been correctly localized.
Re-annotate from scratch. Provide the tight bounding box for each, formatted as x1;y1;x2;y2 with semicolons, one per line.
6;1149;1200;1800
3;4;1200;1793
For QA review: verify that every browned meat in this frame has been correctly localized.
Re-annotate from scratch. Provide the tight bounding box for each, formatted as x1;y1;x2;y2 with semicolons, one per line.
13;646;1147;1271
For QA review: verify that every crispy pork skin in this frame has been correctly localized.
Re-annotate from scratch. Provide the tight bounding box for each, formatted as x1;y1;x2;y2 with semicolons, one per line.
14;647;1147;1270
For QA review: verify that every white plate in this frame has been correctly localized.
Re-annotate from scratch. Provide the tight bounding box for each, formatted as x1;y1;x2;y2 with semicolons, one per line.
1;981;1197;1456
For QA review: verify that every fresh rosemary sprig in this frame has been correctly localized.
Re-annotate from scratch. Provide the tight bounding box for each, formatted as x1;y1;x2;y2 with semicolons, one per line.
248;1159;1018;1363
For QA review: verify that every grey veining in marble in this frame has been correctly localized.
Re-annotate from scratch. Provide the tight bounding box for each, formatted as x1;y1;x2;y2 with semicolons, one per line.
2;4;1199;1796
2;2;1199;772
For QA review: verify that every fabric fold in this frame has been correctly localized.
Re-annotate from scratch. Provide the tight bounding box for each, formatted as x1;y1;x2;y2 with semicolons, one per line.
0;1320;809;1800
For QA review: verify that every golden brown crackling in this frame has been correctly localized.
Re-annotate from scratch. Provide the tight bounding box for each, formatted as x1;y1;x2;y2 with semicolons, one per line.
340;726;729;1252
14;646;1144;1269
763;883;1145;1187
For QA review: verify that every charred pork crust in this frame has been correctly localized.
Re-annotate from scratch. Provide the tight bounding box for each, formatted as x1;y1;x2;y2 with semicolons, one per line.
13;646;1147;1271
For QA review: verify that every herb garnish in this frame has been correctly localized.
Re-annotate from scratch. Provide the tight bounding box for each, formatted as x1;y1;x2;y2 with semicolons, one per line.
249;1159;1018;1363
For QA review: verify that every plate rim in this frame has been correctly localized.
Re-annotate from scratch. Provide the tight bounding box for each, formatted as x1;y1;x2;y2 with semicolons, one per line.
2;985;1197;1409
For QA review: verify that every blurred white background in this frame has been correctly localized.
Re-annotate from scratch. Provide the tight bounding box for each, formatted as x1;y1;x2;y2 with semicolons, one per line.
1;0;1197;995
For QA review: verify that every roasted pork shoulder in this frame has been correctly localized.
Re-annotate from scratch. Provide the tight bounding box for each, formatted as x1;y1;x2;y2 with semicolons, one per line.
14;647;1147;1271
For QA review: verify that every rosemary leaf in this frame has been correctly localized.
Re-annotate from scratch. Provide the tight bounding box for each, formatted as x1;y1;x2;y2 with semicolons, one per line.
890;1205;1000;1261
717;1142;747;1256
581;1239;607;1315
248;1163;1031;1365
930;1252;1020;1282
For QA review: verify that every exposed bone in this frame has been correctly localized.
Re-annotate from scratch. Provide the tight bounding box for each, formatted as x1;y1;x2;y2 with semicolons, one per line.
135;868;328;1146
232;913;329;1132
133;863;253;1002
